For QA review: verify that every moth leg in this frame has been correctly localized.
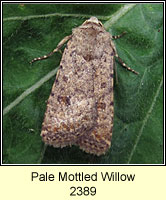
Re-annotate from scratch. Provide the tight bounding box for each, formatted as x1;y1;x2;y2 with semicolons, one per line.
115;54;139;75
110;39;139;75
30;35;72;64
111;31;127;40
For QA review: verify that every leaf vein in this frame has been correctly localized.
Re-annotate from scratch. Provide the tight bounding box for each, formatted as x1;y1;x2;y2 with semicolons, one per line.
127;75;163;163
3;68;58;116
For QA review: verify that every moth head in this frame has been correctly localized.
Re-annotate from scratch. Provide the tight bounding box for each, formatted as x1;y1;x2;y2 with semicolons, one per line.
82;17;104;27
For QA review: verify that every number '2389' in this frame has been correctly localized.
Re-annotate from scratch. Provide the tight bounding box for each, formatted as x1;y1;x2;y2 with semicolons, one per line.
70;186;96;196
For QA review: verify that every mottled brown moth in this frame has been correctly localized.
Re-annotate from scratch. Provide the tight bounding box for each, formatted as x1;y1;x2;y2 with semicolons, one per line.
31;17;138;156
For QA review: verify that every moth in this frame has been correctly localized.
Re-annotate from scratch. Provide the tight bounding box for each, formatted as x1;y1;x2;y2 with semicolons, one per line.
31;17;138;156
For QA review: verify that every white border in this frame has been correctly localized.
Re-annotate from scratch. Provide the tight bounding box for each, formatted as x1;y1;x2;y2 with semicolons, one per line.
1;1;165;166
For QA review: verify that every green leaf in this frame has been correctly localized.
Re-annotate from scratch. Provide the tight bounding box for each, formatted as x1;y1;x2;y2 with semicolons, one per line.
3;4;163;164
